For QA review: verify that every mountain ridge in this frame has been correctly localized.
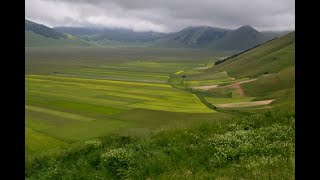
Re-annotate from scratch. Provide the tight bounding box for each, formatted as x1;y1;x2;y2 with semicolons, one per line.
25;19;291;51
25;19;93;47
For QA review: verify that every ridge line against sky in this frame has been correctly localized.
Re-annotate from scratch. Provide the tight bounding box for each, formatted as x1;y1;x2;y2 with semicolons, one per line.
26;0;295;33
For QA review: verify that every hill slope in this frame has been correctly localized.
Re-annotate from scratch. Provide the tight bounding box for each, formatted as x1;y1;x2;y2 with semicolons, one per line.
153;26;229;48
52;24;286;50
25;19;67;39
202;31;295;110
206;26;268;51
54;27;166;43
207;31;295;78
153;26;282;51
25;19;93;47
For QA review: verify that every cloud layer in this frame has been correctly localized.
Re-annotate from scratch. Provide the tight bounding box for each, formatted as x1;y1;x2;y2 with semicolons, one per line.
25;0;295;32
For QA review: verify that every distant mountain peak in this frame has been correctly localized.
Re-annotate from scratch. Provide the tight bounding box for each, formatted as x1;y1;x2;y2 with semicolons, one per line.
236;25;258;33
182;25;228;31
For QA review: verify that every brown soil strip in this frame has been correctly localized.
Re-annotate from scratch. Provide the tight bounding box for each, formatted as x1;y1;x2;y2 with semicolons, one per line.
191;78;258;93
192;84;219;90
222;78;258;87
195;67;211;70
217;99;275;108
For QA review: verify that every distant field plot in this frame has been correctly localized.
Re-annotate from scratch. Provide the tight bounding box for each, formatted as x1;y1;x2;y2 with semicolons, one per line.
181;71;235;87
205;97;256;105
56;67;170;83
26;75;213;113
186;78;233;87
114;61;202;73
34;59;215;83
129;93;213;113
185;71;231;81
216;99;274;108
194;61;215;70
25;47;220;75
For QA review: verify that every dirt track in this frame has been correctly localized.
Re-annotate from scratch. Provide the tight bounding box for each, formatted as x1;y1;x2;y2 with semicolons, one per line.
223;78;257;97
192;78;258;96
194;67;211;70
217;99;275;108
192;84;219;90
222;78;258;87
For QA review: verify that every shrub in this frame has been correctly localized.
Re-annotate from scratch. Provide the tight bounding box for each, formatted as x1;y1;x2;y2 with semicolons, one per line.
100;148;135;178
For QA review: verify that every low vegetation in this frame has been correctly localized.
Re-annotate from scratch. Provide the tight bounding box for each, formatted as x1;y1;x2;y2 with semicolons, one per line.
26;110;294;179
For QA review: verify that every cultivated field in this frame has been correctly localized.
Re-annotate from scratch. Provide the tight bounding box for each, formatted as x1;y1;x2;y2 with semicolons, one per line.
25;48;224;155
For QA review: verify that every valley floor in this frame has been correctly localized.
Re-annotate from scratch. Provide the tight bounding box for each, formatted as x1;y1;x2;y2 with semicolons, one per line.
25;46;295;179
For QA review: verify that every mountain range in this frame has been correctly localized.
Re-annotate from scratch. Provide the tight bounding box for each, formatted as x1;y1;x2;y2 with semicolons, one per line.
26;19;291;51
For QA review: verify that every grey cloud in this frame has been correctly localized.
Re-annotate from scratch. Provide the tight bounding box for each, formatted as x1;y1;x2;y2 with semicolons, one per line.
26;0;295;32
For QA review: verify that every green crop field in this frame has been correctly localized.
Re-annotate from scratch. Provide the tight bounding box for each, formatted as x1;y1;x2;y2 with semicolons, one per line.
26;74;215;153
205;96;256;105
25;47;225;155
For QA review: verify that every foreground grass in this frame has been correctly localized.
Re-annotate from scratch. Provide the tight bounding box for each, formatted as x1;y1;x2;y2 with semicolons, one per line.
26;110;294;179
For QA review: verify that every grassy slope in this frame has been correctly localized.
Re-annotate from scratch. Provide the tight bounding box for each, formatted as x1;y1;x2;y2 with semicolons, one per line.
25;31;94;47
207;32;295;78
26;111;294;179
242;66;295;110
188;31;296;112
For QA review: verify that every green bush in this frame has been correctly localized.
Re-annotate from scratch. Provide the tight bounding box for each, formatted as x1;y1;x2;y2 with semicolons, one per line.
100;148;135;178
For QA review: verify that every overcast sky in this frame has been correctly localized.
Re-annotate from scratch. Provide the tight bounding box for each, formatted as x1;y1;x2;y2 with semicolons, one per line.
25;0;295;32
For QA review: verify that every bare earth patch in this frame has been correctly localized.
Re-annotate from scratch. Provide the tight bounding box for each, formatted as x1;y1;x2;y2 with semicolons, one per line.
191;78;258;96
223;78;258;87
217;99;275;108
192;84;219;90
194;67;211;70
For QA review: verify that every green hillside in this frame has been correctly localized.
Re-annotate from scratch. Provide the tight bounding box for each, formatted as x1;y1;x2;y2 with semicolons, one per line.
153;26;228;48
25;19;67;39
167;31;295;113
25;19;94;47
25;31;93;47
206;26;267;51
242;66;295;110
153;26;281;51
53;24;285;51
207;32;295;78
